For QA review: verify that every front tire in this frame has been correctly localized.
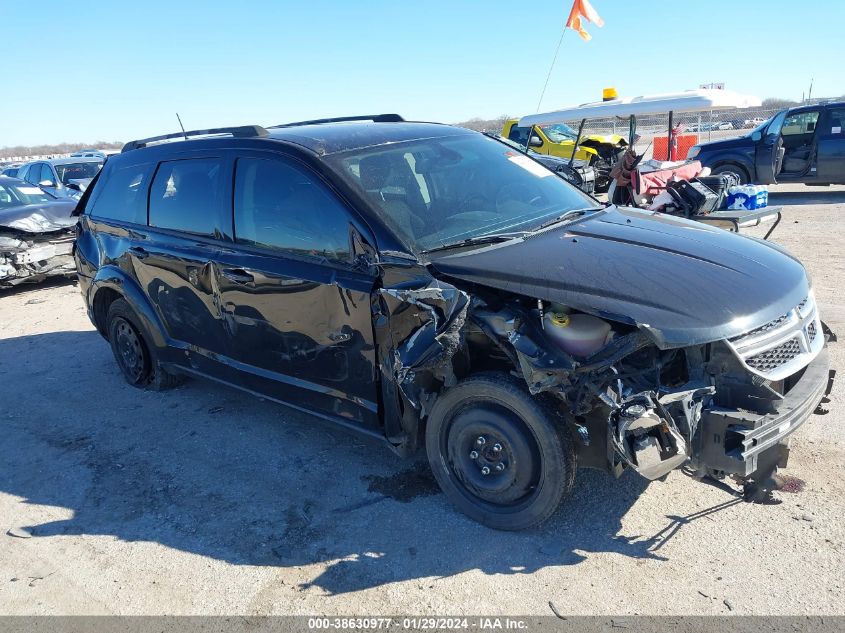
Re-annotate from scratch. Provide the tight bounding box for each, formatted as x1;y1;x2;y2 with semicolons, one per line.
711;163;749;185
106;298;184;391
425;373;576;530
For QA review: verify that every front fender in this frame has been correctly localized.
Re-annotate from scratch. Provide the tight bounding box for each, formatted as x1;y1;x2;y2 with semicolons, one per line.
700;150;755;176
90;265;169;350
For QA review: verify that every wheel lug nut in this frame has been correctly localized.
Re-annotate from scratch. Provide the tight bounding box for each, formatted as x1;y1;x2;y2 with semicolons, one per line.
469;450;479;459
476;436;486;446
492;443;502;453
481;466;490;476
496;463;506;472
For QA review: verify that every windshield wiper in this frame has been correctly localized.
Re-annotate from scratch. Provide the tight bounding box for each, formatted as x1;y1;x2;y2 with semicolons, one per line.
530;207;601;233
422;231;530;254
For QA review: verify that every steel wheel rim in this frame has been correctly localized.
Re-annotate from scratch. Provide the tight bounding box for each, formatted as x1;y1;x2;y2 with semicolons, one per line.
442;404;542;509
114;318;146;383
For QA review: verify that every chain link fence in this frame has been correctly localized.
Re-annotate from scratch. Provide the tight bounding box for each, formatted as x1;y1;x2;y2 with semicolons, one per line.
552;106;785;161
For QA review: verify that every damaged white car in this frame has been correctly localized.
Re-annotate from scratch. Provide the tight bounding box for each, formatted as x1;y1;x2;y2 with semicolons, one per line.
0;176;78;287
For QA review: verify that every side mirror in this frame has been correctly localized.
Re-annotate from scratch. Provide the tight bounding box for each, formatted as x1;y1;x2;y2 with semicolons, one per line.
751;131;762;142
529;135;543;148
38;179;55;188
65;182;82;191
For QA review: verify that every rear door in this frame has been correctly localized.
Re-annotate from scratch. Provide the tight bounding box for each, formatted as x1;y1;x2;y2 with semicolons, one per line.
817;106;845;183
755;109;788;184
215;152;381;428
132;154;233;377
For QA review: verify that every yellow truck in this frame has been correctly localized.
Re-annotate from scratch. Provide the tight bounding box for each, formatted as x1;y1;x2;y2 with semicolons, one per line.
502;118;627;192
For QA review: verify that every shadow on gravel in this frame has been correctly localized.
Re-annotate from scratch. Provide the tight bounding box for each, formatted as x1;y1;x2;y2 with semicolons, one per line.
1;330;697;595
0;276;77;298
768;189;845;206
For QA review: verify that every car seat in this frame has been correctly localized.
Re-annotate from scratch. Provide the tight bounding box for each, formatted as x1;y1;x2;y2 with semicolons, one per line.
358;154;425;238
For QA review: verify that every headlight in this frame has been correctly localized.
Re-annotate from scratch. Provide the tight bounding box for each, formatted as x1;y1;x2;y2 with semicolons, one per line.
687;145;701;159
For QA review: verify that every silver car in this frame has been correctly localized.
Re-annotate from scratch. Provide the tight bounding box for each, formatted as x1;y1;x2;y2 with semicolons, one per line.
17;156;104;199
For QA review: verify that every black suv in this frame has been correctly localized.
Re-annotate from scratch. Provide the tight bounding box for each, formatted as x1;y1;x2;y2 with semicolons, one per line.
688;102;845;185
75;115;830;530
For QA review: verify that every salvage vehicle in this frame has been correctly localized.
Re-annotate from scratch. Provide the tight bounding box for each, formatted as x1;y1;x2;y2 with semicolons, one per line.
74;116;830;530
688;101;845;185
0;176;78;287
502;118;626;192
17;156;104;199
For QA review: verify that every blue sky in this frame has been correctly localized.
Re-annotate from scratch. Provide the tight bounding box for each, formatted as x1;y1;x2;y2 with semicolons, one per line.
1;0;842;147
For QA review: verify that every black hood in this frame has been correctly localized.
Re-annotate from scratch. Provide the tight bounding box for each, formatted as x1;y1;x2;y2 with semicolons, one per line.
0;200;78;233
698;134;753;151
429;206;809;348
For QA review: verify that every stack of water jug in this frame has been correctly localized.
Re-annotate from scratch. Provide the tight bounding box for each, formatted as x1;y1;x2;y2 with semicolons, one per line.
726;184;769;210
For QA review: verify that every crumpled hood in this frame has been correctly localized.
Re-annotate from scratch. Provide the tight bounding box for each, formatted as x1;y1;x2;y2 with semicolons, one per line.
0;200;79;234
430;206;809;348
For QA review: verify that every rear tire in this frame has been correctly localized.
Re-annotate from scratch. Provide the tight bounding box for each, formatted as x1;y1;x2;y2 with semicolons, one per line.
106;298;184;391
425;372;576;530
711;163;749;185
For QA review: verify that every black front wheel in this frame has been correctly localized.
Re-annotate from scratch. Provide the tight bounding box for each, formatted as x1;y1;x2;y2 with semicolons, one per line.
425;373;576;530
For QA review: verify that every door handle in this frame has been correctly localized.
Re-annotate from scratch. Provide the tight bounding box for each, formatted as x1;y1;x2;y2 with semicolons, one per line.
221;268;255;285
128;246;149;259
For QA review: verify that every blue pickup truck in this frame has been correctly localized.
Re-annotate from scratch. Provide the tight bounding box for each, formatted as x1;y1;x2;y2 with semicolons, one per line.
687;102;845;185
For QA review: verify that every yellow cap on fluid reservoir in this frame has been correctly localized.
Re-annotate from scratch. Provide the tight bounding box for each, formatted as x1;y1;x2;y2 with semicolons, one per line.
602;87;618;101
549;312;571;327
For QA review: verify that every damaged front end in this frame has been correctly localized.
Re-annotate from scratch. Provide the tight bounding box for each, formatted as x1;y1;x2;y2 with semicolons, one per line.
0;229;77;287
0;202;79;288
466;291;830;487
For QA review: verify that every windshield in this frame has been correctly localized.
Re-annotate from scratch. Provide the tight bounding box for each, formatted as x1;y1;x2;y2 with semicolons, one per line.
54;161;103;184
542;123;578;142
0;182;54;207
327;133;599;252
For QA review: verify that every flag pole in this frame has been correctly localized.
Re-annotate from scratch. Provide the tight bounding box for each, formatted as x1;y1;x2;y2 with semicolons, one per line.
535;26;569;113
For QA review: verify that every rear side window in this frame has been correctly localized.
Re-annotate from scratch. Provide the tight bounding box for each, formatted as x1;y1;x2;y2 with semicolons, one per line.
87;163;153;224
149;158;226;238
233;157;351;262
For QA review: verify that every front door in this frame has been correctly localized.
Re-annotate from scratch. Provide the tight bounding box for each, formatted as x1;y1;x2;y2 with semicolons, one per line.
755;109;788;184
215;153;380;428
817;107;845;184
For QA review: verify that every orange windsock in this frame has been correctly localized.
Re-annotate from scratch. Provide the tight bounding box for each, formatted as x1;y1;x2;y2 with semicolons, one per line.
566;0;605;41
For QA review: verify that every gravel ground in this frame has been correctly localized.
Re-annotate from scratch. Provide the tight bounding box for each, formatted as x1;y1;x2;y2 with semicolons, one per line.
0;184;843;616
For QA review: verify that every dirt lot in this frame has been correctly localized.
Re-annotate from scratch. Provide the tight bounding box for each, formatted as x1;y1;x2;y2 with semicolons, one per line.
1;184;843;616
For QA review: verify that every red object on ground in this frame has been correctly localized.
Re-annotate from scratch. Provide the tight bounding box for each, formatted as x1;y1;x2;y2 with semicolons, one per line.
635;161;702;196
653;134;699;161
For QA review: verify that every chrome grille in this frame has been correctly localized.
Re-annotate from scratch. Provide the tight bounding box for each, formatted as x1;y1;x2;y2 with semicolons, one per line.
746;337;801;372
726;293;824;381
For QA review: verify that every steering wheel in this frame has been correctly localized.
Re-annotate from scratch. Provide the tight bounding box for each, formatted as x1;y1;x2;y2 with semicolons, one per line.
457;193;490;213
495;183;543;212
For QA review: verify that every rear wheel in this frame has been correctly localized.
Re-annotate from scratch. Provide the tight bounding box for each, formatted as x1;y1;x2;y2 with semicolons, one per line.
107;298;184;390
425;373;576;530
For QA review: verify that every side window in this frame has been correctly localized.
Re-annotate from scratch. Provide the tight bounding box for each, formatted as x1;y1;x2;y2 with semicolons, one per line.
233;157;352;262
39;164;55;185
87;163;153;224
149;158;226;237
782;111;819;136
826;109;845;135
508;125;530;145
16;165;29;182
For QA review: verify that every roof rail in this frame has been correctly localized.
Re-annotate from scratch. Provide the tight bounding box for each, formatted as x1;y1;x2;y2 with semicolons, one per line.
270;114;405;129
121;125;269;152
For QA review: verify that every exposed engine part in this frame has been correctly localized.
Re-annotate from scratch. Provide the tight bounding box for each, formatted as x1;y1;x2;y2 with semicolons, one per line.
0;231;76;287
